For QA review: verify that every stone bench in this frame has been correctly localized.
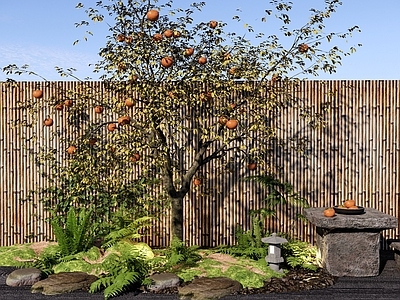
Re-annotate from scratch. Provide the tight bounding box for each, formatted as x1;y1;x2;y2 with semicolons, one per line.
389;241;400;267
304;207;398;277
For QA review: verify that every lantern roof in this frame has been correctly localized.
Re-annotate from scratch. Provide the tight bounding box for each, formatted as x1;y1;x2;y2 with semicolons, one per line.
261;233;288;244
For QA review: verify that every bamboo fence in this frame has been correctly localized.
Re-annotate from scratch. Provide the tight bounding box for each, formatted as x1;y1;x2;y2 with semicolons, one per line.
1;80;399;248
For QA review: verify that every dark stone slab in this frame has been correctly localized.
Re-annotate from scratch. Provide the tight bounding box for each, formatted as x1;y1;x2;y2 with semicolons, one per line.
31;272;97;295
178;277;242;300
304;208;398;230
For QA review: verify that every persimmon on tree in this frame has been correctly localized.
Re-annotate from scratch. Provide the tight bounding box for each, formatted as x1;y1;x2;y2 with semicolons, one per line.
3;0;360;241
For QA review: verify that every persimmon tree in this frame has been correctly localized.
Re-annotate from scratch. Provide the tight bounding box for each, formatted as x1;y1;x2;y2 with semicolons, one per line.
3;0;360;241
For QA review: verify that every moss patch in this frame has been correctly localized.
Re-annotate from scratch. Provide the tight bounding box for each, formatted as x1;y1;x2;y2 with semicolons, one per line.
53;260;102;275
175;253;283;288
0;244;37;266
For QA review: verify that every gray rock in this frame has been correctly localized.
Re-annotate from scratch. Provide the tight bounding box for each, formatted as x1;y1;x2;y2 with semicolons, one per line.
31;272;98;295
147;273;180;292
178;277;242;300
6;267;42;287
317;228;380;277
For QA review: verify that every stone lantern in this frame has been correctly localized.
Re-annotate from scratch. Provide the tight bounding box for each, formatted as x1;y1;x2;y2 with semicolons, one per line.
261;233;288;272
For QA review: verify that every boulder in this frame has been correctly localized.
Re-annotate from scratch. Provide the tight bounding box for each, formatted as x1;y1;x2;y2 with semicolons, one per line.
178;277;242;300
31;272;97;295
6;267;42;287
147;272;180;292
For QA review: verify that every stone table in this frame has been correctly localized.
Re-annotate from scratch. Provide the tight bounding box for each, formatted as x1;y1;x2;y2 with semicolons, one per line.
304;207;398;277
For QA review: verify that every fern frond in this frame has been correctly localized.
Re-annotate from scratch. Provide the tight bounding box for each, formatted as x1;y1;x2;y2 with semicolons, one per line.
102;216;153;249
103;272;140;300
130;216;153;228
74;207;94;252
118;271;141;285
104;283;124;300
66;207;78;236
103;229;140;248
90;276;113;293
50;218;70;256
58;253;79;262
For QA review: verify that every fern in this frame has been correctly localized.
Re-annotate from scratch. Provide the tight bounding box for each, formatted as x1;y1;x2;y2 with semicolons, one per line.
236;227;254;248
103;272;139;299
252;216;263;248
160;237;201;271
218;244;267;261
102;216;153;249
57;255;74;263
90;277;113;293
89;242;151;299
282;240;319;271
167;253;184;267
50;206;96;256
217;215;268;260
21;247;63;276
74;207;95;252
50;218;70;256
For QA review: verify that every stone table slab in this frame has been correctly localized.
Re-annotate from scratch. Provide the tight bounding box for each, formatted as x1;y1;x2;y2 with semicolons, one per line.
304;207;398;230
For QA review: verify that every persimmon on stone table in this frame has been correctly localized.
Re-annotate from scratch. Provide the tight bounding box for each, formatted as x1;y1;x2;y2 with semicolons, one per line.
304;207;398;277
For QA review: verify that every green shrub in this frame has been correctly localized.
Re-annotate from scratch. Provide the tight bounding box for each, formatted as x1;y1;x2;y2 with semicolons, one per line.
26;149;166;242
217;215;268;260
155;237;202;272
282;240;319;271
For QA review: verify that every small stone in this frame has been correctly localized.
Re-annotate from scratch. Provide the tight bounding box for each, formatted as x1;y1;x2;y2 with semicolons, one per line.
147;273;180;292
6;267;42;287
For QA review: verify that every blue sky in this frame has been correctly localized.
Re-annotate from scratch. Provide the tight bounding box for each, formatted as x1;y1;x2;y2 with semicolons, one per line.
0;0;398;81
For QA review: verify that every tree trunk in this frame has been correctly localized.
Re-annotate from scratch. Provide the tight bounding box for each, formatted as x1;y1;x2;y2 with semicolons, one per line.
170;196;184;241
